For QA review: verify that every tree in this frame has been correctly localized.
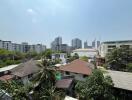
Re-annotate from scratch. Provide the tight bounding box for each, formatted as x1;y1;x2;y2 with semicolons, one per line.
106;47;132;71
69;53;79;62
80;56;88;62
32;58;64;99
75;69;114;100
41;49;52;59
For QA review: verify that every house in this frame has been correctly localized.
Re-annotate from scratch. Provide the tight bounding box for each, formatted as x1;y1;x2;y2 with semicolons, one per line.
11;60;40;84
59;59;95;81
0;64;19;77
55;78;75;96
52;53;67;64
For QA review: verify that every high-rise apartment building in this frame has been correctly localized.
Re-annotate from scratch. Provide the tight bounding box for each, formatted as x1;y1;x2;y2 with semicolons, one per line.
0;39;46;53
71;38;82;49
84;41;88;48
92;40;96;48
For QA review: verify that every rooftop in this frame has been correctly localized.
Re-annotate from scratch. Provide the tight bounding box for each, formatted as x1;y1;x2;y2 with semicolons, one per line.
105;70;132;91
59;59;94;75
11;60;40;77
0;64;19;72
55;78;73;89
0;75;14;81
73;48;97;52
103;40;132;44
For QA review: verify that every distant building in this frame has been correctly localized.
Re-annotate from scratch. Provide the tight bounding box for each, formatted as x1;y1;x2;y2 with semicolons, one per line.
0;39;46;53
71;38;82;49
97;41;100;48
84;41;88;48
2;41;13;51
51;36;62;51
71;48;98;59
0;40;3;49
30;44;46;53
92;40;96;48
12;43;21;52
99;40;132;57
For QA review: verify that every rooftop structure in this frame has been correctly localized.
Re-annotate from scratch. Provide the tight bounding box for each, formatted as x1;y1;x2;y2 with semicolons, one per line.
105;70;132;91
59;59;94;75
11;60;40;78
0;64;19;73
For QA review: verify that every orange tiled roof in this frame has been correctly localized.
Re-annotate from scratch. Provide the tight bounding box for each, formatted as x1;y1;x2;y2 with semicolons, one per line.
59;59;94;75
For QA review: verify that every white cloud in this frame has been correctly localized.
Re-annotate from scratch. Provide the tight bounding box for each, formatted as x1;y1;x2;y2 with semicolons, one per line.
27;8;36;15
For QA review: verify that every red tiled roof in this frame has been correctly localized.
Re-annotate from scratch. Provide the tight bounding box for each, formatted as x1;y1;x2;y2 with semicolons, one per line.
59;59;94;75
55;78;73;89
0;75;14;81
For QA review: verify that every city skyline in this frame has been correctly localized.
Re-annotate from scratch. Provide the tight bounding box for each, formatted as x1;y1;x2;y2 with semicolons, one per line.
0;0;132;47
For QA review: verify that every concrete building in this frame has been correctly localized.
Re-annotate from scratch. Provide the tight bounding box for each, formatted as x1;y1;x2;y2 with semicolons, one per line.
12;43;21;52
71;48;98;59
2;41;13;51
52;53;67;64
92;40;96;48
97;41;100;48
99;40;132;57
84;41;88;48
51;37;62;51
0;40;3;49
71;38;82;49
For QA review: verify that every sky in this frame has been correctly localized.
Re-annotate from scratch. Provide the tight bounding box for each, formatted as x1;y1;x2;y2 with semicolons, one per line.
0;0;132;47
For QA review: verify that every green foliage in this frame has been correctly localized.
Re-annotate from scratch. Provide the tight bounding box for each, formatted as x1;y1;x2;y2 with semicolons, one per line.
106;47;132;71
126;63;132;72
75;69;114;100
0;80;32;100
80;56;88;62
69;53;79;62
41;49;52;59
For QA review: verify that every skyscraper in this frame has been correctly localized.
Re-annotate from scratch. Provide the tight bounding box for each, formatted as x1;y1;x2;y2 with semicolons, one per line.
84;41;88;48
51;36;62;51
97;41;100;48
92;40;96;48
71;38;82;49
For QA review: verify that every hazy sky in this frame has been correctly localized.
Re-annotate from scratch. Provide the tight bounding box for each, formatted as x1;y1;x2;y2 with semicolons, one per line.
0;0;132;47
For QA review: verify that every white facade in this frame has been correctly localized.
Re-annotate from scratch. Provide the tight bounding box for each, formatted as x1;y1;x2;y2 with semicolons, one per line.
71;48;98;58
0;40;3;49
99;40;132;57
2;41;13;51
52;53;67;64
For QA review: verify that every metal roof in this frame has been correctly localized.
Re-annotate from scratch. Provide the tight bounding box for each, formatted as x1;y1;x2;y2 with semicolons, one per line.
0;64;19;72
105;70;132;91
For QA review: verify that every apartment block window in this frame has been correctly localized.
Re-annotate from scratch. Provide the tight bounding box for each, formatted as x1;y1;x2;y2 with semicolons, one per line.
108;45;116;48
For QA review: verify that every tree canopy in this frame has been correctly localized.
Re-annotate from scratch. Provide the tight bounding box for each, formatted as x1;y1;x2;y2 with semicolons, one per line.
105;47;132;71
75;69;114;100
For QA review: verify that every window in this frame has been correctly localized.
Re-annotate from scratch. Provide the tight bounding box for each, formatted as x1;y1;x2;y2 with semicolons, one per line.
108;45;116;48
65;71;70;75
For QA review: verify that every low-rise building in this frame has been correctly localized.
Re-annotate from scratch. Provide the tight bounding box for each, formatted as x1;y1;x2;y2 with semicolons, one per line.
71;48;98;61
11;60;40;84
99;40;132;57
59;59;95;81
52;53;67;64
